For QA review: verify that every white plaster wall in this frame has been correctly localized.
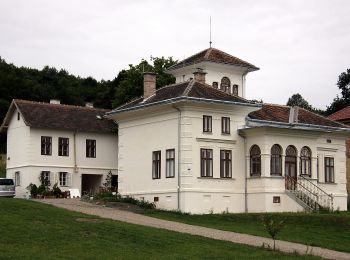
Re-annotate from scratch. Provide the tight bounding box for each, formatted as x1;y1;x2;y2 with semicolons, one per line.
244;128;348;211
117;110;179;206
6;109;30;168
6;107;118;197
7;166;115;198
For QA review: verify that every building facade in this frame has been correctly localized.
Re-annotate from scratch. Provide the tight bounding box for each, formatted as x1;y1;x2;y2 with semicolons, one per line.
0;100;118;197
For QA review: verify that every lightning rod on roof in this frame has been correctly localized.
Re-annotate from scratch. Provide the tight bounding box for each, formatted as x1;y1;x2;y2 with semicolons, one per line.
209;16;212;48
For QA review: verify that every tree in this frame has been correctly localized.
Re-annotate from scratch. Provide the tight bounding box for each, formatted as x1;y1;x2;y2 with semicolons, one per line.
286;93;312;110
337;68;350;101
112;57;177;107
261;214;284;250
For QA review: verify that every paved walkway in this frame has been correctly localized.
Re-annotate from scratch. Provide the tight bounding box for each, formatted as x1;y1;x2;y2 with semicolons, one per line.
40;199;350;260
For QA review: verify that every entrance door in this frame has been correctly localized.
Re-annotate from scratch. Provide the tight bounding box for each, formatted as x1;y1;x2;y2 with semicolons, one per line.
81;174;102;195
285;146;297;190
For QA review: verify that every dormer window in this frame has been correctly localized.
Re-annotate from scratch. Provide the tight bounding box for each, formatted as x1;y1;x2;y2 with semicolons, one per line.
220;77;231;93
212;82;218;88
233;84;239;96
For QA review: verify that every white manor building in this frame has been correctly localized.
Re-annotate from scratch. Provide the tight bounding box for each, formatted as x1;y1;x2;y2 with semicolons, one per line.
1;47;349;213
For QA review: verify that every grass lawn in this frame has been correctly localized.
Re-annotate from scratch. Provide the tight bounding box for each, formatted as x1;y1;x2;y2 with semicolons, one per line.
143;209;350;253
0;199;319;260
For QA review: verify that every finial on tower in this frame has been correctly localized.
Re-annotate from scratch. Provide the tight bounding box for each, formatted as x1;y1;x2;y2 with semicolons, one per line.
209;16;212;48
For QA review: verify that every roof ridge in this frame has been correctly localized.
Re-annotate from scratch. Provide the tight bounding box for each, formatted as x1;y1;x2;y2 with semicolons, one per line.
209;48;257;68
204;48;212;59
298;107;349;128
182;79;195;96
166;48;210;70
13;99;110;112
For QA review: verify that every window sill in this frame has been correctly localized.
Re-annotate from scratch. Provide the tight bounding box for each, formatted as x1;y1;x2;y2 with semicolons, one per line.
198;177;236;180
202;132;213;135
317;182;337;185
221;133;231;136
166;176;175;179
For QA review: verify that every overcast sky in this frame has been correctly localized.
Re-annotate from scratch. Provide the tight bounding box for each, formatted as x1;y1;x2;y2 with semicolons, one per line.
1;0;349;109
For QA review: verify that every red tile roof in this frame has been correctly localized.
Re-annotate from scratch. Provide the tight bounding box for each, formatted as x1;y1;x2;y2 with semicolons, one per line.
1;99;116;133
249;104;347;128
114;79;255;112
328;106;350;122
167;48;259;71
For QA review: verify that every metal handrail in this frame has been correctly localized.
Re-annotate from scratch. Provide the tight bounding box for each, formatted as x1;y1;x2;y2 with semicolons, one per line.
285;175;333;211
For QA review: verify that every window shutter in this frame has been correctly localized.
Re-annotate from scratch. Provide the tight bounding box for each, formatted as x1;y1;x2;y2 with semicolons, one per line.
68;173;72;187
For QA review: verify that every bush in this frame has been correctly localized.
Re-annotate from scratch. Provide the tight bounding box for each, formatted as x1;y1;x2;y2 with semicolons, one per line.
93;192;156;210
52;183;62;198
26;183;38;198
261;214;284;250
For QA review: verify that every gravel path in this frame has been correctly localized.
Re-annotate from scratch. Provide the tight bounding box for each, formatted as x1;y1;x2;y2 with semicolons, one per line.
40;199;350;260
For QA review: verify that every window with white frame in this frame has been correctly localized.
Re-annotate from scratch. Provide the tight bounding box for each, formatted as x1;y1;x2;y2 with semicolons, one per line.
203;115;212;133
59;172;69;186
41;136;52;155
221;117;230;134
166;149;175;178
58;137;69;156
200;148;213;177
220;150;232;178
40;171;50;186
300;146;312;176
15;171;20;186
152;151;161;179
324;157;334;183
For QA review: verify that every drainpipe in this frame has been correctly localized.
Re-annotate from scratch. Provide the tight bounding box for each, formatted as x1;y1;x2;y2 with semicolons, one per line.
174;106;182;211
244;136;248;213
73;131;77;173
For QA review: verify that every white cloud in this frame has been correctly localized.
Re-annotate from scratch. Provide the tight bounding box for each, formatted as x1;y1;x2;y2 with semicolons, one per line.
0;0;349;109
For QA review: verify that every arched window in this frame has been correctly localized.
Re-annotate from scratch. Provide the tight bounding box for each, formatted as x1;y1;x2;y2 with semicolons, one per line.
212;82;218;88
270;144;282;176
300;146;311;176
232;84;239;96
285;146;297;186
250;145;261;176
220;77;231;93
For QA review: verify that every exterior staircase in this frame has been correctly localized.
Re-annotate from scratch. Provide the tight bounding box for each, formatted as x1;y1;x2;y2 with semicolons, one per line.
285;175;333;212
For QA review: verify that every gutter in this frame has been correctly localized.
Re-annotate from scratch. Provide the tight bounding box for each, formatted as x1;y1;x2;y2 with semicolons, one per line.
106;96;262;116
245;118;350;133
173;105;182;211
73;131;78;173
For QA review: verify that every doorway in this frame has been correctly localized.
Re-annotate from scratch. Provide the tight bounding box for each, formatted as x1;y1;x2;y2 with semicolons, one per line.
81;174;102;195
285;146;297;190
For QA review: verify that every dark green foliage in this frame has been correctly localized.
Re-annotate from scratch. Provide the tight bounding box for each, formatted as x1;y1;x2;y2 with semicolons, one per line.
102;170;113;190
0;56;176;153
337;68;350;101
52;183;62;198
0;154;5;178
94;192;156;209
112;57;176;107
26;183;38;198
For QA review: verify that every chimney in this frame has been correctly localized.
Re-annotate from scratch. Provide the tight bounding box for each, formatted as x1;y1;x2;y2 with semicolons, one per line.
143;72;156;99
288;106;299;123
85;102;94;108
50;99;60;104
193;68;206;84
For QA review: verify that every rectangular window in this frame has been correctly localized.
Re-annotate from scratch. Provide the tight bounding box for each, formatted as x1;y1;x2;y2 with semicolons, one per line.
86;139;96;158
325;157;334;183
220;150;232;178
15;171;20;186
203;115;212;133
41;136;52;155
221;117;230;134
166;149;175;178
152;151;161;179
201;148;213;177
40;171;51;186
59;172;68;186
58;137;69;156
